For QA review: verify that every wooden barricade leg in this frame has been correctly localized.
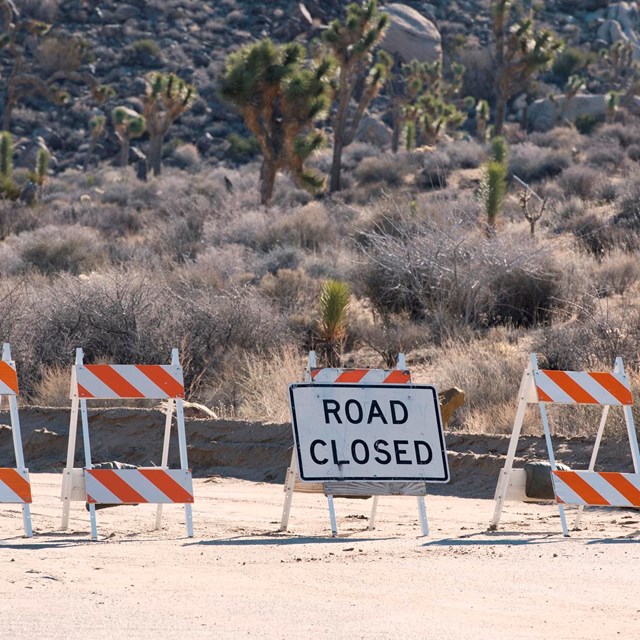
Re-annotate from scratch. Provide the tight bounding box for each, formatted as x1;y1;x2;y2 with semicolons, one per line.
367;496;379;530
326;494;337;537
175;397;193;537
80;397;98;541
539;403;569;537
61;391;80;530
280;451;297;532
4;392;32;538
417;496;428;536
490;365;533;530
155;399;175;530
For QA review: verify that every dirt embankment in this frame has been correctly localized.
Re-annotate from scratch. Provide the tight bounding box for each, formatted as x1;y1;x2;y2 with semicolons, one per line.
1;407;636;498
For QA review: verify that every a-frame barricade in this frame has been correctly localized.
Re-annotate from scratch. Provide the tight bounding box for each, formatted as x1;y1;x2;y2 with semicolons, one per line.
281;351;430;536
491;353;640;536
0;343;32;537
61;348;194;540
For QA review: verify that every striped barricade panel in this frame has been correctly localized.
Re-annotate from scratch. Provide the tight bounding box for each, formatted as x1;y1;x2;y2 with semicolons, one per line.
310;368;411;384
85;468;194;504
0;361;19;396
76;364;185;399
0;468;32;503
552;470;640;507
534;370;633;405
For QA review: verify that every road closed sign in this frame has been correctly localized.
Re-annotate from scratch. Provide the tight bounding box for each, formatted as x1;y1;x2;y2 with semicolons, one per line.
288;383;449;482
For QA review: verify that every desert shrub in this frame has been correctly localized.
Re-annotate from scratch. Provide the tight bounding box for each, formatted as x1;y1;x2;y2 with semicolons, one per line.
529;127;583;150
355;209;565;331
416;150;451;190
256;202;334;252
627;144;640;162
563;213;631;257
459;47;495;104
352;316;430;368
435;330;533;433
225;132;259;162
355;155;404;187
558;165;601;200
534;297;640;373
593;252;640;296
551;46;590;84
575;114;599;135
585;138;624;169
259;268;320;314
256;246;302;276
172;143;201;170
9;225;107;275
444;140;485;169
509;143;570;183
613;178;640;229
596;123;640;148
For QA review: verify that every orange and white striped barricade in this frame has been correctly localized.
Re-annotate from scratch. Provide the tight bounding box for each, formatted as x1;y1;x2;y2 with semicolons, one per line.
60;348;194;540
0;343;32;537
491;353;640;536
281;352;448;536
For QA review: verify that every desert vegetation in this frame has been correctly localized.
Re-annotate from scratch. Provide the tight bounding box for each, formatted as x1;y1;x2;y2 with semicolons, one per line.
0;0;639;438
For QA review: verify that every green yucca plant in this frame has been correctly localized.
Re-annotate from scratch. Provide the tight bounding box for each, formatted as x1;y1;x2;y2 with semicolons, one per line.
0;130;12;177
317;279;351;367
480;160;507;234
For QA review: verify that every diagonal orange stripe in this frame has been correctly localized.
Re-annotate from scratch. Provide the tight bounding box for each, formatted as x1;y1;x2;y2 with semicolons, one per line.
383;370;411;384
536;386;553;402
554;471;609;505
77;383;94;398
87;469;147;504
335;370;368;383
0;361;19;394
542;371;598;404
600;472;640;506
138;469;193;503
84;365;144;398
589;373;633;405
0;468;31;502
136;365;184;398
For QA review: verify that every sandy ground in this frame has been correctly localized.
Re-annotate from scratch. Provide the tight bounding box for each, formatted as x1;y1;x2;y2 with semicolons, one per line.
1;474;639;640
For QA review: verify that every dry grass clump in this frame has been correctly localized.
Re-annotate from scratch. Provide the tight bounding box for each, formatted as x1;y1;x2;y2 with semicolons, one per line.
235;346;305;423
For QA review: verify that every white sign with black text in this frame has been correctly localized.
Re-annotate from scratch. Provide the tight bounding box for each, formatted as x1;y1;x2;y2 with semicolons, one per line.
289;383;449;482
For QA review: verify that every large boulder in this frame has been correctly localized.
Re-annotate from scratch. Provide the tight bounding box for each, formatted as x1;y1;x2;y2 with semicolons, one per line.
380;3;442;64
355;115;393;147
526;94;607;132
597;2;640;60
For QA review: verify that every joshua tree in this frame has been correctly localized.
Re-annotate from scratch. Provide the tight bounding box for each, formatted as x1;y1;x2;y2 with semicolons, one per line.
492;0;561;136
402;60;470;148
142;72;197;176
112;107;146;168
84;114;106;171
317;279;350;368
605;90;619;124
220;39;333;205
476;99;490;141
324;0;390;192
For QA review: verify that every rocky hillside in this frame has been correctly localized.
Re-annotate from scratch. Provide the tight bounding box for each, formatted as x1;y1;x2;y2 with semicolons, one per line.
0;0;634;171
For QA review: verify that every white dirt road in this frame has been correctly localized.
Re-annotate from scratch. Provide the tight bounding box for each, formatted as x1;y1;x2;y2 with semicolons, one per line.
1;474;639;640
